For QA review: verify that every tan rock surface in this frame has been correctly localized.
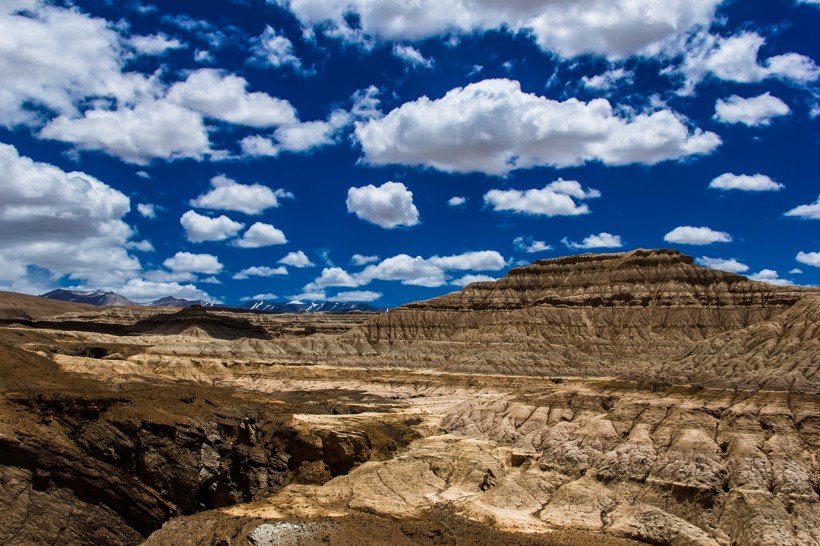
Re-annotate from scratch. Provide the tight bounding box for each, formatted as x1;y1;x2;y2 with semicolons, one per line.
0;249;818;545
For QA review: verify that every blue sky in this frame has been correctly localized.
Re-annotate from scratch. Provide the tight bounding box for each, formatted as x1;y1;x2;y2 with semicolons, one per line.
0;0;818;307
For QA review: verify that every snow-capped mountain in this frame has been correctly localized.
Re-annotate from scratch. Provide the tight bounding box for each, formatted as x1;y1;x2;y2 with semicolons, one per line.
41;289;138;307
41;290;382;313
241;300;385;313
147;297;214;308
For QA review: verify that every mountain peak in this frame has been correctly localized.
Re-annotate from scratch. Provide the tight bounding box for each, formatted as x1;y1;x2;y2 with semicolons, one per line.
41;289;137;307
148;296;212;308
358;248;815;386
241;300;385;313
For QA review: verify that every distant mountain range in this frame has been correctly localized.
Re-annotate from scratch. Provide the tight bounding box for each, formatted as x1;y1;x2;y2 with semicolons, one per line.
241;300;384;313
42;289;138;307
40;289;384;313
149;296;214;308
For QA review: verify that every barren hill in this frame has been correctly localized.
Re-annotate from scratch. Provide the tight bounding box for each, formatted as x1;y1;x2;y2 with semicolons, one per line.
0;290;96;321
353;249;817;387
1;250;818;545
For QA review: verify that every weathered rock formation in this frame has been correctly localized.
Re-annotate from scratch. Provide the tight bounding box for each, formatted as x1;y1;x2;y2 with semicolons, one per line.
0;343;419;545
1;249;817;546
353;249;816;389
0;290;95;322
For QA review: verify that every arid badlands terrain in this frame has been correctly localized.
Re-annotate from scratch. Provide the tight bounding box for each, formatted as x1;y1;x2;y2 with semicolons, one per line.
0;249;818;545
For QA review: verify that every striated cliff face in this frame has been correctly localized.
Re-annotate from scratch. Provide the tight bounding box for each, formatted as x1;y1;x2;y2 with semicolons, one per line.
0;344;420;545
0;249;817;545
646;294;820;391
355;249;816;386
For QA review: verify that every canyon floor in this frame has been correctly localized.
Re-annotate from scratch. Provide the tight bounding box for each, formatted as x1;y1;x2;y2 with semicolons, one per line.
0;250;818;545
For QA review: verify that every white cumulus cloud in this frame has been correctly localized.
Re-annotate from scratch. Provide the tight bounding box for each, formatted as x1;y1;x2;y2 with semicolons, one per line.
252;26;303;71
748;269;794;286
785;196;820;219
356;254;446;287
513;237;553;253
39;99;211;165
451;274;498;287
240;135;280;157
0;142;140;290
137;203;158;219
355;79;720;175
328;290;382;302
273;115;347;152
709;173;784;192
582;68;633;91
127;240;154;252
0;3;156;127
393;45;433;69
714;93;790;126
234;222;288;248
274;0;720;59
664;226;732;245
117;279;215;303
484;179;600;217
241;87;380;157
305;267;359;291
355;250;506;288
180;210;244;243
163;252;223;274
681;32;820;92
696;256;749;274
190;175;293;215
167;68;298;127
796;251;820;267
351;254;379;266
428;250;506;271
232;266;289;280
562;232;623;249
129;34;185;56
448;196;466;207
347;181;420;229
279;251;315;268
243;293;278;301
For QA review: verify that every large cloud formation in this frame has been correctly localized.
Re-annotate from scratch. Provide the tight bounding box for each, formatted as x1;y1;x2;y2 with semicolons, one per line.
664;226;732;245
346;181;420;229
40;100;211;165
0;2;155;126
714;93;790;126
681;32;819;93
0;142;140;290
274;0;721;59
167;69;298;127
355;79;720;175
190;175;293;215
484;180;600;216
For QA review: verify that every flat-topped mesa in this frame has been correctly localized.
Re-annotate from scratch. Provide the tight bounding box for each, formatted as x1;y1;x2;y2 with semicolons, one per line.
354;249;817;379
405;248;803;311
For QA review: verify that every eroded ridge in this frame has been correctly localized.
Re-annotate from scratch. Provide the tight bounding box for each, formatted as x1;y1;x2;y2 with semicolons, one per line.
0;249;818;545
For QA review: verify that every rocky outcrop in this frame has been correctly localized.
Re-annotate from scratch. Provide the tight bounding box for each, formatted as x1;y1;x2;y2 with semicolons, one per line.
645;294;820;390
194;381;817;546
438;384;820;544
0;290;95;322
129;305;271;340
353;249;816;388
34;305;374;339
0;343;419;545
1;249;818;546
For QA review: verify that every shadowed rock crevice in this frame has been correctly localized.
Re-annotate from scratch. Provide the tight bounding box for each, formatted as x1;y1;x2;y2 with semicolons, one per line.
0;344;420;545
129;305;271;340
